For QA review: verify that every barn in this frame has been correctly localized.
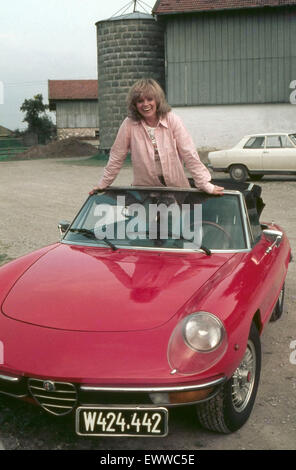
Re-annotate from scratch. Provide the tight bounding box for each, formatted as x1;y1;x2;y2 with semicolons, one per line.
48;80;99;141
152;0;296;149
0;125;14;139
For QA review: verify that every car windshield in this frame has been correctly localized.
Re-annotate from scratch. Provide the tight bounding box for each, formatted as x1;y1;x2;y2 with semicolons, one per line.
63;188;248;252
289;134;296;146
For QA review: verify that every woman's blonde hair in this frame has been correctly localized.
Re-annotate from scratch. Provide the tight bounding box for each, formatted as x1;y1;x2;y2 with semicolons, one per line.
127;78;171;121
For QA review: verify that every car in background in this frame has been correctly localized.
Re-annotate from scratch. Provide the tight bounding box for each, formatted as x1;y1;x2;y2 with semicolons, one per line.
208;133;296;182
0;183;291;436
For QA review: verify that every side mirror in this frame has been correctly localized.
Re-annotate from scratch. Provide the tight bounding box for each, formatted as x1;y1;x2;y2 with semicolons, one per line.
263;229;283;253
58;220;70;237
263;229;283;243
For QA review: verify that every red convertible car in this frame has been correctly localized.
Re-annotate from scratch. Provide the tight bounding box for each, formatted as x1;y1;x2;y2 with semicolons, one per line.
0;182;291;436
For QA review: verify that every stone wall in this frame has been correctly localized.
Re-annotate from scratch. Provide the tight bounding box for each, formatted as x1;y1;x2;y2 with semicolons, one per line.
97;16;165;150
57;128;99;140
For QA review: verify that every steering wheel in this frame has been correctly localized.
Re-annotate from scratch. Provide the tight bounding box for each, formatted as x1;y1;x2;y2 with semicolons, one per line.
202;221;231;238
200;221;233;249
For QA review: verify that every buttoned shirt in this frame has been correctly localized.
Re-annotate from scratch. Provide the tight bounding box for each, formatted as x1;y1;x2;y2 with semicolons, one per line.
98;111;215;193
143;124;163;176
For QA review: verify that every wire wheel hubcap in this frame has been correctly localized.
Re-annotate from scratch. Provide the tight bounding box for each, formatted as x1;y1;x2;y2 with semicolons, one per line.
278;286;284;310
231;340;256;412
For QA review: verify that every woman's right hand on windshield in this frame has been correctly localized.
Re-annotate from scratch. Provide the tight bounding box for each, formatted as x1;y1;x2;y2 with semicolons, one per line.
89;185;105;195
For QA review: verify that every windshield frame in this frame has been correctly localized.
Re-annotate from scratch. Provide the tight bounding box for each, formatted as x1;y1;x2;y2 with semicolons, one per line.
288;134;296;146
61;187;253;253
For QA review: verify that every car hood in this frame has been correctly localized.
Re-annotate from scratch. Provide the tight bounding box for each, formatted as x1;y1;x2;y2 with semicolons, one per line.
1;244;235;332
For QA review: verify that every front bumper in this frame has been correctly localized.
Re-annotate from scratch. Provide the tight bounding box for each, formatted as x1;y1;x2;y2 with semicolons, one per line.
0;373;226;416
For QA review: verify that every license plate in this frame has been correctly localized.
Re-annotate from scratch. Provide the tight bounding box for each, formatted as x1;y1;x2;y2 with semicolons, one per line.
76;406;168;437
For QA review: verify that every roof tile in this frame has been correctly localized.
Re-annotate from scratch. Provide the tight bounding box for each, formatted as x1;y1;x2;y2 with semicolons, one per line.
48;80;98;100
153;0;296;14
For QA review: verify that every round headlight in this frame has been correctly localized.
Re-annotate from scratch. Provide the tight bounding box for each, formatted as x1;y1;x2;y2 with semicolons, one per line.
183;312;224;352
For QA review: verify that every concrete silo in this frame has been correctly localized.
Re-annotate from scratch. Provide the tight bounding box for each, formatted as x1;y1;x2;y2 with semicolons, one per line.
96;12;165;151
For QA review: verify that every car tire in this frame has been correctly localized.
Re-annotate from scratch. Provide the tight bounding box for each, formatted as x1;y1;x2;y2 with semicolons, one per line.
229;165;248;182
270;283;285;322
196;323;261;433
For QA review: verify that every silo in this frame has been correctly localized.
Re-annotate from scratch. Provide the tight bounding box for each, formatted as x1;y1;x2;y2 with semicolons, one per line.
96;12;165;151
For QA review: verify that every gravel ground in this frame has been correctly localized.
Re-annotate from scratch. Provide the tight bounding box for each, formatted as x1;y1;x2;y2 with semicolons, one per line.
0;158;295;450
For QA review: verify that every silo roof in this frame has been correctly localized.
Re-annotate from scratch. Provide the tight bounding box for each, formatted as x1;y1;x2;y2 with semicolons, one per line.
153;0;296;15
96;12;154;24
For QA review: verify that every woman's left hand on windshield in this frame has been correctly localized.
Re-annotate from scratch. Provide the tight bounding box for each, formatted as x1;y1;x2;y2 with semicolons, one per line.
212;185;224;196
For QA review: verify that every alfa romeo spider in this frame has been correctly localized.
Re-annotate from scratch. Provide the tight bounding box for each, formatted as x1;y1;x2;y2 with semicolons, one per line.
0;182;291;436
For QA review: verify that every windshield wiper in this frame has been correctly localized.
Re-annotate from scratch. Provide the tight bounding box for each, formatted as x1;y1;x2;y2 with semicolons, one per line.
135;228;212;255
167;230;212;255
199;244;212;256
177;236;211;255
69;228;118;251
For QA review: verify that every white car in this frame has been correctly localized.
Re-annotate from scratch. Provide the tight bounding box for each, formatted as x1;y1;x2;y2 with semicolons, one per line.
208;133;296;182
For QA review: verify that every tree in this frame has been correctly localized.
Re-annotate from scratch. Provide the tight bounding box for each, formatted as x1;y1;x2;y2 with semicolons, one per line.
20;94;56;143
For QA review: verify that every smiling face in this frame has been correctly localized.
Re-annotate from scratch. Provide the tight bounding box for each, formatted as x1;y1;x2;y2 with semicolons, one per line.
136;94;158;126
127;79;171;123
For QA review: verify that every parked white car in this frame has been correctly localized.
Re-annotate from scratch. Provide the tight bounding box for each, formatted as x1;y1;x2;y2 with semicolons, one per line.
208;133;296;182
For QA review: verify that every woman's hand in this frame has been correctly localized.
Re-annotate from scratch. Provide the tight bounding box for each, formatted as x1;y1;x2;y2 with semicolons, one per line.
212;185;224;196
89;185;105;195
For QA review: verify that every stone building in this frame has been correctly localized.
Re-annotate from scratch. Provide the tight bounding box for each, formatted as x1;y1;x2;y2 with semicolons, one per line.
48;80;99;141
96;12;165;151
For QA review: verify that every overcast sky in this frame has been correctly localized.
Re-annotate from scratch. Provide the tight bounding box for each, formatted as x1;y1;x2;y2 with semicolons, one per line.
0;0;154;130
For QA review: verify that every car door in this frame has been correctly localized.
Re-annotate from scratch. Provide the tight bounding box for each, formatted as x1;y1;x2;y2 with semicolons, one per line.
239;136;265;170
242;194;285;323
248;232;286;324
263;135;296;171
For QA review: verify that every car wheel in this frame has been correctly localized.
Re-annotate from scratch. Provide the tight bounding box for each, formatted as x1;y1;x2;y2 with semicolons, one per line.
229;165;248;182
249;174;263;181
270;283;285;322
196;323;261;433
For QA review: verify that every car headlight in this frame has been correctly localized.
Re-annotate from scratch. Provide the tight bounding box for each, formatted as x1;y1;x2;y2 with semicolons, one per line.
167;312;227;376
183;313;224;352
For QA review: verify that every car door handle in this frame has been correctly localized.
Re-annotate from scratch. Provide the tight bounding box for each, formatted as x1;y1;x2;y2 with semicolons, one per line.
263;151;269;154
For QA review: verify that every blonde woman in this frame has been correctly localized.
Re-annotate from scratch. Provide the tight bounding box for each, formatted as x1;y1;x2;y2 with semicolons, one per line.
90;78;223;195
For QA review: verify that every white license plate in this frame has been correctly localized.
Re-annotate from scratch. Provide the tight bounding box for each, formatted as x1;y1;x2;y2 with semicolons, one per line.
76;406;168;437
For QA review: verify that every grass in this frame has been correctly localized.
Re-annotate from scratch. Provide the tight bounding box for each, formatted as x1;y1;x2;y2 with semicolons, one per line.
0;241;13;266
0;138;28;161
0;149;28;161
0;253;13;266
0;138;24;148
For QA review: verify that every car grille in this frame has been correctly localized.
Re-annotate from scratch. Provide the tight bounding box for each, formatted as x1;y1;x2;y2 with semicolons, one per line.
28;378;77;416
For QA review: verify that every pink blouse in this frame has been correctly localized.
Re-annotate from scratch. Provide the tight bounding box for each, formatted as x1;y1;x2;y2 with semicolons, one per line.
98;111;215;194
